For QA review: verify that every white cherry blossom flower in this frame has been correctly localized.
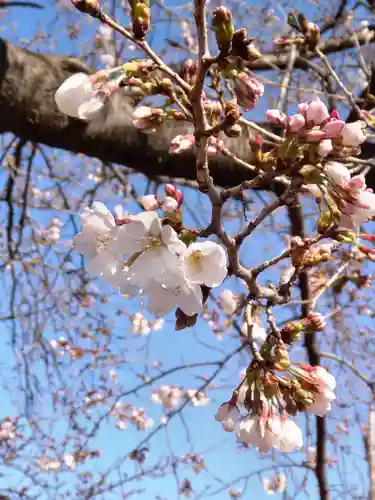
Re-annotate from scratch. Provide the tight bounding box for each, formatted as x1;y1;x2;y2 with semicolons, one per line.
277;419;303;451
146;277;203;317
307;366;336;417
152;386;182;409
140;194;159;211
130;312;150;336
118;212;187;288
36;456;61;472
55;73;106;120
215;403;240;432
263;474;286;494
183;241;227;288
185;389;210;406
218;289;237;315
63;454;77;470
73;202;121;278
237;415;282;453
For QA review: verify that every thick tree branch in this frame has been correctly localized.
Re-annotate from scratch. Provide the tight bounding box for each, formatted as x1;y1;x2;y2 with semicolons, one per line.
1;37;375;191
0;39;256;187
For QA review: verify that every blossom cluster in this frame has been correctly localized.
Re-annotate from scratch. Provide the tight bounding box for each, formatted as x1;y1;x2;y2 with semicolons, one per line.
111;403;154;431
216;361;336;452
151;385;209;409
73;201;227;317
266;98;365;154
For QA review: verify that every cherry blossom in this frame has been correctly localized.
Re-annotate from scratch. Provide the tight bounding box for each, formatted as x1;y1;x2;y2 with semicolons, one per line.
263;474;286;494
130;312;151;336
118;211;187;287
185;389;210;406
169;135;195;155
152;386;182;409
133;106;163;132
341;120;366;147
146;278;203;317
140;194;158;211
183;241;227;288
161;196;179;212
218;289;237;315
288;113;305;133
323;161;351;186
237;414;282;452
215;402;240;432
55;72;118;120
73;202;122;278
265;109;287;127
233;73;264;110
36;456;61;472
277;419;303;451
317;139;333;157
305;99;330;125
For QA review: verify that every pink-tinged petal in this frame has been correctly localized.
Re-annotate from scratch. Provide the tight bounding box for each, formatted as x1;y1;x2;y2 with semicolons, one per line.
321;119;345;138
303;129;326;142
341;121;366;147
324;161;350;186
306;99;329;125
317;139;333;157
265;109;287;127
288;114;305;133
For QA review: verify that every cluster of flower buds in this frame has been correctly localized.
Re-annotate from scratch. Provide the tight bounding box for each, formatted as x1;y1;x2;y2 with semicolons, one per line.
212;7;234;52
266;99;366;157
306;161;375;231
111;403;154;430
289;237;337;268
128;0;150;39
280;312;326;343
34;218;62;245
215;343;336;452
274;12;320;50
181;59;199;86
140;184;183;214
168;134;224;156
233;73;264;111
49;337;86;360
183;453;205;474
151;385;182;409
132;105;186;133
211;7;261;60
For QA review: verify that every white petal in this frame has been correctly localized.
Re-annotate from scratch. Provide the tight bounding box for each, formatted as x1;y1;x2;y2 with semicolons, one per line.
54;73;92;118
77;95;105;120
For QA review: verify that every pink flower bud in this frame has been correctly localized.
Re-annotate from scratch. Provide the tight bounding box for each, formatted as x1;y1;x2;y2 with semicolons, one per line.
165;184;183;207
265;109;287;127
330;109;341;120
234;73;264;111
317;139;333;157
305;99;329;125
348;174;366;190
207;136;223;156
341;121;366;147
169;135;195;155
288;113;305;132
140;194;159;211
321;119;345;139
133;106;163;131
161;196;179;212
324;161;350;186
298;102;309;116
303;128;326;142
